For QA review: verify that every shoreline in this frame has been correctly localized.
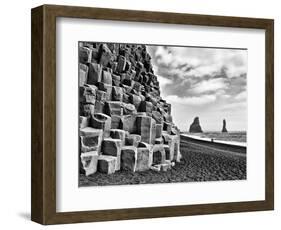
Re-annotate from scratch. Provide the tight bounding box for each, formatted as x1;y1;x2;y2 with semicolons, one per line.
180;133;247;148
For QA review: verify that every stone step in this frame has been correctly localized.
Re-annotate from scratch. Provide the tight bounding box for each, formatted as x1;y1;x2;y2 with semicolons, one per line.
80;151;98;176
135;147;152;172
110;129;126;146
102;138;122;171
136;115;156;144
79;116;89;129
121;146;137;172
112;86;123;101
79;63;88;86
87;62;102;85
90;113;111;137
97;155;117;174
80;127;103;153
125;134;141;147
152;144;166;165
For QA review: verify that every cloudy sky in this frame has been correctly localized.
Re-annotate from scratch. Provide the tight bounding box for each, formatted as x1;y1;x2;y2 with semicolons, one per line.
147;45;248;132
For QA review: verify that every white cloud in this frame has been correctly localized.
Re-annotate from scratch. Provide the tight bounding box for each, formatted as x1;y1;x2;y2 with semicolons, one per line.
157;75;173;88
165;94;216;106
152;46;247;79
235;91;247;101
155;46;173;65
220;101;247;111
186;65;220;77
189;78;227;94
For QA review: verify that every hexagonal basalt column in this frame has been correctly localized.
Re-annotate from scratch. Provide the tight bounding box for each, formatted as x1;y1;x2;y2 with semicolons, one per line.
79;116;89;129
139;101;153;113
125;134;141;147
79;63;88;86
79;46;92;64
90;113;111;137
104;101;123;116
121;146;137;172
112;86;123;101
79;84;97;105
87;63;102;85
162;132;181;162
135;147;152;171
80;151;99;176
152;144;166;165
102;138;122;170
110;129;126;146
97;155;117;174
80;127;103;154
136;115;156;144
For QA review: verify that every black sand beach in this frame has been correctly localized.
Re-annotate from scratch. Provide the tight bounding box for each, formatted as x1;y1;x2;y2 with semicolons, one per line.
79;136;246;186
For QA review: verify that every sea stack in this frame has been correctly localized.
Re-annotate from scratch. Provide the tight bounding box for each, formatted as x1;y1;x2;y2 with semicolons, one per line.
189;117;203;133
222;119;228;133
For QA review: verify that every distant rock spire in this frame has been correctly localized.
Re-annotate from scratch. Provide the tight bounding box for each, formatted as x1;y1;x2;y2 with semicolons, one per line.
222;119;228;133
189;117;203;133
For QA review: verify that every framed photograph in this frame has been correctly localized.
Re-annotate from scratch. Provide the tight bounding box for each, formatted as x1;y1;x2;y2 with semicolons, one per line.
31;4;274;225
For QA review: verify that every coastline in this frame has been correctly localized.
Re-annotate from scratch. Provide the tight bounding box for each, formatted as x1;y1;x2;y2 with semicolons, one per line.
181;133;247;148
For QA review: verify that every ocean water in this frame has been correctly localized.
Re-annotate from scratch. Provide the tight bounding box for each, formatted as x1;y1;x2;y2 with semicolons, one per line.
184;131;247;143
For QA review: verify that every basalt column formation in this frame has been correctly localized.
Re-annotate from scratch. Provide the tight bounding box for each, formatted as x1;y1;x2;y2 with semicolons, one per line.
79;42;181;176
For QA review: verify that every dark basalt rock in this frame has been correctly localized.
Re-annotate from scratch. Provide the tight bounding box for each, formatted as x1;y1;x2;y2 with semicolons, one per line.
79;42;182;176
189;117;203;133
222;119;228;133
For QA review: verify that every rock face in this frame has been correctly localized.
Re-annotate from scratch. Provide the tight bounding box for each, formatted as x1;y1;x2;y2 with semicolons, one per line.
189;117;203;133
121;146;137;172
80;151;99;176
79;42;181;176
97;155;116;174
222;119;228;133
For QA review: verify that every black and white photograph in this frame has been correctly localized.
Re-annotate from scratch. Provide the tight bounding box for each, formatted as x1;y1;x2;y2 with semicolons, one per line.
78;42;247;186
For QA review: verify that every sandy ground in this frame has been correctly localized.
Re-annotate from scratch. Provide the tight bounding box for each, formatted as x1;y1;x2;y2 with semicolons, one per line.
79;137;246;186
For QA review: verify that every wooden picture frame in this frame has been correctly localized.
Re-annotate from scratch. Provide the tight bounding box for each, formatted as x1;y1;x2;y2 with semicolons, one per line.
31;4;274;225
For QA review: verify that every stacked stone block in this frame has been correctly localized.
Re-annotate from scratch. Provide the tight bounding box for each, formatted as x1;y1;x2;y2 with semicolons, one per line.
79;42;181;176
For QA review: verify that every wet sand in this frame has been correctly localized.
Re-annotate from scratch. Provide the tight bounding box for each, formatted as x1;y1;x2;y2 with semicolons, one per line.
79;136;246;186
